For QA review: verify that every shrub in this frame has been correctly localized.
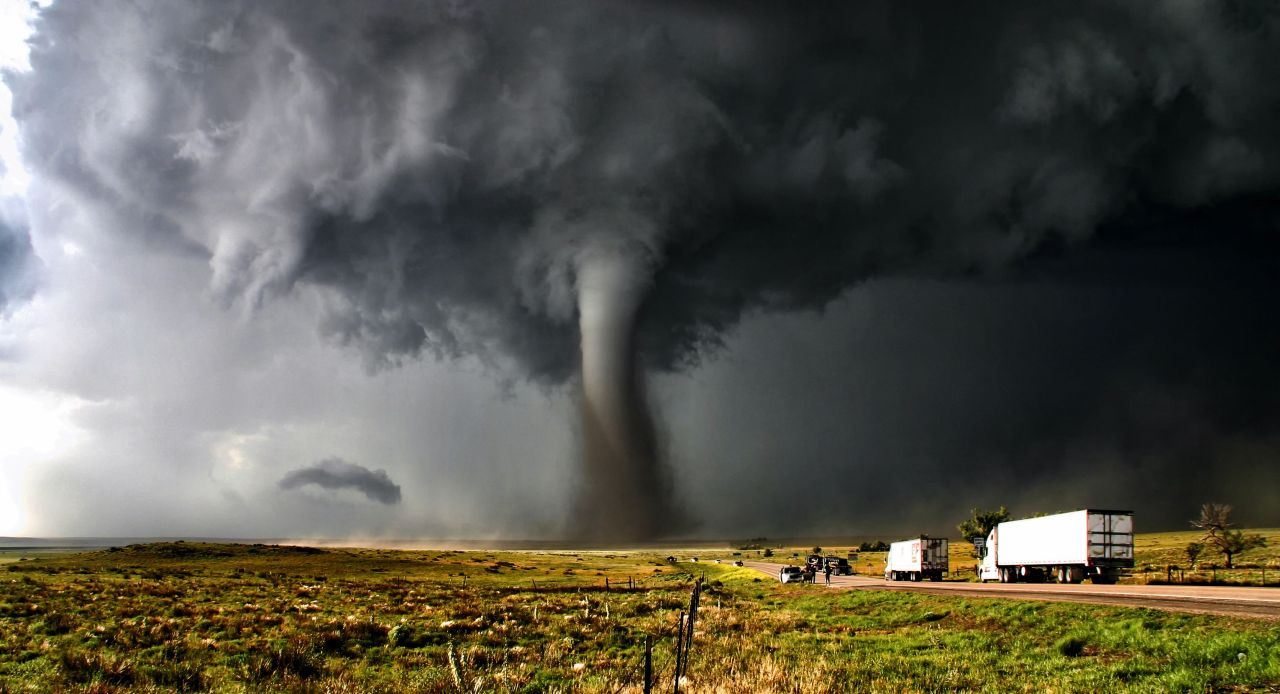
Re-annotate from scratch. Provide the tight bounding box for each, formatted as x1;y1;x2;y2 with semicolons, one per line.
387;623;429;649
243;636;325;682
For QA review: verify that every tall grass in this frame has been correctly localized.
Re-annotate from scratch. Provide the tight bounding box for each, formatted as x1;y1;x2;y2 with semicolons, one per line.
0;542;1276;692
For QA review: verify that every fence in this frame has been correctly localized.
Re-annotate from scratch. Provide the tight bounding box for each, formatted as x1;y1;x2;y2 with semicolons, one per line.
1139;564;1280;586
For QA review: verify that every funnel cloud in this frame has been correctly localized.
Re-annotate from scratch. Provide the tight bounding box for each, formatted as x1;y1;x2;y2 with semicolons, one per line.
7;1;1280;538
279;458;402;506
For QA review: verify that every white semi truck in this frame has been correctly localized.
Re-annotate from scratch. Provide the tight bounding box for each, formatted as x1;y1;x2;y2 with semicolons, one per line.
979;509;1134;584
885;536;948;582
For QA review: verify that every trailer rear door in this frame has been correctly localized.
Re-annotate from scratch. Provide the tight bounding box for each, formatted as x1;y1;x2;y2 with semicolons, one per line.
1087;512;1134;561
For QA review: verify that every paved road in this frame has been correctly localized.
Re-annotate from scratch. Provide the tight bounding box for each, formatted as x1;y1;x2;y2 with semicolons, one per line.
741;561;1280;620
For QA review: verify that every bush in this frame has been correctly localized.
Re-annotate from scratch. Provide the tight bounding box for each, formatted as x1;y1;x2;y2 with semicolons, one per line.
244;636;325;682
387;623;431;649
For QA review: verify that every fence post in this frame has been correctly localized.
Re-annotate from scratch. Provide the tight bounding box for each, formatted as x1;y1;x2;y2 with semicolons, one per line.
673;612;685;694
643;635;652;694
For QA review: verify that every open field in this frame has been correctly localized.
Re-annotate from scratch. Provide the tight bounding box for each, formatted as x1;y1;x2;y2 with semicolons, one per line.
1;541;1279;692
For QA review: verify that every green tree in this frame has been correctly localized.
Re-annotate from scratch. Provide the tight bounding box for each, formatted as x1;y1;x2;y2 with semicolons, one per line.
1185;542;1205;569
1192;502;1268;568
958;506;1011;544
762;548;773;558
812;546;823;556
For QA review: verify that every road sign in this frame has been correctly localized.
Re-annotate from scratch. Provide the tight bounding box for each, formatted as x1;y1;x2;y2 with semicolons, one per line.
970;537;986;548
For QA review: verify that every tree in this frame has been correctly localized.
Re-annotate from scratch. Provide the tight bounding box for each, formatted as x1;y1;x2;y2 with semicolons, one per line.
811;546;823;556
1192;502;1268;568
1184;542;1205;569
762;548;773;558
1217;530;1267;569
958;506;1011;546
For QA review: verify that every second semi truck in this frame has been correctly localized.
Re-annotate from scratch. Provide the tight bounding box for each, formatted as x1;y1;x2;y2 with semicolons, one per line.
885;536;949;581
979;509;1134;584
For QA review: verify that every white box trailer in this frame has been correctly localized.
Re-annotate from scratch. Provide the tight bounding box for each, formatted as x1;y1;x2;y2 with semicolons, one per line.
885;536;948;582
980;509;1134;584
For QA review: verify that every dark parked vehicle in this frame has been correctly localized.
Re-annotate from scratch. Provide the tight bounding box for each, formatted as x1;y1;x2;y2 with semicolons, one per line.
825;556;853;575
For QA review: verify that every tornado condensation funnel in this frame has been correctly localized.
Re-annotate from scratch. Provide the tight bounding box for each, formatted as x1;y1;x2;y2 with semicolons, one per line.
574;253;665;540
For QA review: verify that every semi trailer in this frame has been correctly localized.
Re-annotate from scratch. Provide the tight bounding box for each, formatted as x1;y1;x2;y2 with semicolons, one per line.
979;509;1134;584
884;536;948;581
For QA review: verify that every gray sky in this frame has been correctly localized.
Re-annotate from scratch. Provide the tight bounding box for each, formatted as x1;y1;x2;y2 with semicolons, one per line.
1;1;1279;539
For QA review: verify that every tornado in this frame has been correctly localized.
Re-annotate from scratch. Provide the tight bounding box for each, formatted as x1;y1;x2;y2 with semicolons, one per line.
572;253;667;541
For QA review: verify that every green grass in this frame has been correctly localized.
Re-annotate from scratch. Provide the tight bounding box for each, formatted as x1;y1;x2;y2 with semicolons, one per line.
0;541;1277;692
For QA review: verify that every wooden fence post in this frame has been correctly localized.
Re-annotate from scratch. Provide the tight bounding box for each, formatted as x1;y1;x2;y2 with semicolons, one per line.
643;635;652;694
673;612;685;694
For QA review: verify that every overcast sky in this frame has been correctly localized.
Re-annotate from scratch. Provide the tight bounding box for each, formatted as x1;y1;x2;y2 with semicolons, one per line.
1;1;1279;541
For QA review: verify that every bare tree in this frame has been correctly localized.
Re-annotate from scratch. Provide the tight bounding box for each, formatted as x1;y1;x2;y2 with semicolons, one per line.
1191;503;1267;569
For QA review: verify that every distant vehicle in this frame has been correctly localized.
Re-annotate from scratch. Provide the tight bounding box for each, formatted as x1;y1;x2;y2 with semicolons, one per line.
806;554;824;568
979;509;1134;584
779;566;804;583
714;559;721;564
733;560;744;567
885;536;948;582
665;556;677;562
690;557;698;562
825;556;853;575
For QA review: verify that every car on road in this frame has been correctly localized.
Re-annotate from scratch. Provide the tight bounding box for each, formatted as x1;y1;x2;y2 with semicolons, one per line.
779;566;804;583
733;560;744;567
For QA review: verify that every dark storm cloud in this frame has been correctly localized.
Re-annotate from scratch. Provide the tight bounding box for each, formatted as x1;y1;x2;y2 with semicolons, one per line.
11;1;1280;536
278;458;402;505
12;1;1279;379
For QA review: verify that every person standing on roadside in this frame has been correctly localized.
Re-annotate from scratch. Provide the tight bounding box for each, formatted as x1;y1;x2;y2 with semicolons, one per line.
824;564;832;585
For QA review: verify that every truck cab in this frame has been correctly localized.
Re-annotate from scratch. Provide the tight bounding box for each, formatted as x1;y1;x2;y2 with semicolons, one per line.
979;529;1000;582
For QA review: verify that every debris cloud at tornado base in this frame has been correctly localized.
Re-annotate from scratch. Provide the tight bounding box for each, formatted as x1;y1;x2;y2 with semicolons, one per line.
12;2;1280;539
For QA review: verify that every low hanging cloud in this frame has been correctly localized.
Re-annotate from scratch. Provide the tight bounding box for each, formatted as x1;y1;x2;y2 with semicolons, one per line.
278;458;402;505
